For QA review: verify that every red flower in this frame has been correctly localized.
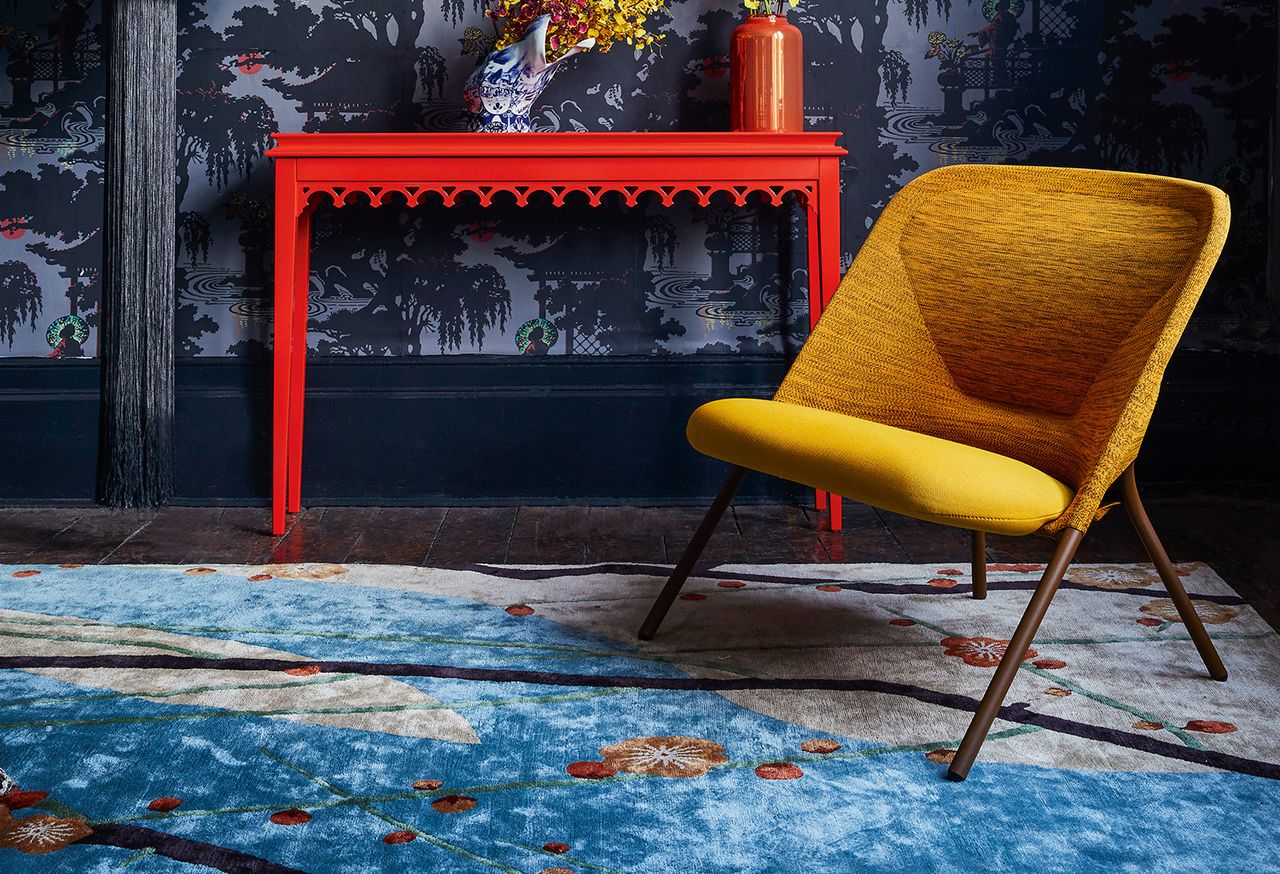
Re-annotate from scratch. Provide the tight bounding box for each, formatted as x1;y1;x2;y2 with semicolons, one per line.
1165;60;1193;83
248;573;273;582
566;761;616;779
1184;720;1237;734
431;795;477;814
383;830;416;844
941;636;1036;668
754;762;803;780
543;842;571;854
937;569;963;576
146;797;182;812
11;570;39;578
800;739;841;754
284;665;322;676
412;779;443;791
1;790;47;811
1032;658;1067;670
1136;617;1163;627
505;604;535;616
717;580;746;589
815;585;842;593
270;809;311;825
928;578;957;589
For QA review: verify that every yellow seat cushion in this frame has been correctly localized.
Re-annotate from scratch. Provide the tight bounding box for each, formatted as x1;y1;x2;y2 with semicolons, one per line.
687;398;1075;536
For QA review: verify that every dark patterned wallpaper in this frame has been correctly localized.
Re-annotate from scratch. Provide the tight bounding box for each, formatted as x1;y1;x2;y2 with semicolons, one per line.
0;0;1274;359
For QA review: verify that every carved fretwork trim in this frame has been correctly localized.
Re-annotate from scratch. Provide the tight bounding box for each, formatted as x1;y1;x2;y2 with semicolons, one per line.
295;181;816;215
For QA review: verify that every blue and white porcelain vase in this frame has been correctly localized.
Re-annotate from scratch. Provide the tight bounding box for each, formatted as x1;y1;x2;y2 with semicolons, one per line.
463;15;594;132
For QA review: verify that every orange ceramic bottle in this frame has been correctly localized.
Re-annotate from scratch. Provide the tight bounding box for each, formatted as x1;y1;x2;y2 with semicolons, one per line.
730;15;804;132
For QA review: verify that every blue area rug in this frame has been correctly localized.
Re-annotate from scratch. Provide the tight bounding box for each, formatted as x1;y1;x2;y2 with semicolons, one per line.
0;561;1277;872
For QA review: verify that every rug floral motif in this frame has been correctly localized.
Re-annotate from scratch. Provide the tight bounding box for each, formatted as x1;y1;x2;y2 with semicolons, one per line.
0;561;1277;872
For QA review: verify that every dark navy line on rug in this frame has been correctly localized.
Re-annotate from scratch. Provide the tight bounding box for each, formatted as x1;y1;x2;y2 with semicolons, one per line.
78;822;307;873
459;562;1248;604
4;654;1275;781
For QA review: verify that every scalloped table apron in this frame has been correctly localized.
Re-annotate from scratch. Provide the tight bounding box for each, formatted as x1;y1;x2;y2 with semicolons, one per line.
266;132;847;535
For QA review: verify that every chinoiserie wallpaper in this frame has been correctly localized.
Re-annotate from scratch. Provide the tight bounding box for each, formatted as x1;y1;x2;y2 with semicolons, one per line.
0;0;1274;359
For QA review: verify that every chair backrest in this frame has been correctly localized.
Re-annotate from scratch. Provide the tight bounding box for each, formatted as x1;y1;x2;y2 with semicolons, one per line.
774;164;1229;533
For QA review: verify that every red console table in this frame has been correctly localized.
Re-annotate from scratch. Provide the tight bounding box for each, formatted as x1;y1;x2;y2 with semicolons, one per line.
266;132;847;536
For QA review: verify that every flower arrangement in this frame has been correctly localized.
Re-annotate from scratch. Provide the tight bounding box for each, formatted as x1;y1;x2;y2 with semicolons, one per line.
925;31;969;67
742;0;800;15
485;0;668;61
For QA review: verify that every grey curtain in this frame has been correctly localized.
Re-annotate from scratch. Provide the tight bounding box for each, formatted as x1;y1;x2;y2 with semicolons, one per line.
98;0;177;507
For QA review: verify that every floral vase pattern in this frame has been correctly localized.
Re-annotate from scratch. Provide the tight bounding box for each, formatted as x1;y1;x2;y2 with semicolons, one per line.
463;15;594;133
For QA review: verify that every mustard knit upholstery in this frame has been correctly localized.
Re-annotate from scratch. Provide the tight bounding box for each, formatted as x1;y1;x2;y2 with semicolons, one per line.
689;398;1074;535
704;165;1230;535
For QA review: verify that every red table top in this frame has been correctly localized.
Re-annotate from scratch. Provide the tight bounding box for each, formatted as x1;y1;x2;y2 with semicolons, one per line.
266;131;847;159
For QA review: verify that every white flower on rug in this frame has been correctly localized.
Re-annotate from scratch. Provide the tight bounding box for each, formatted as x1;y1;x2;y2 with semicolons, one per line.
262;563;349;580
940;636;1037;668
599;736;728;778
1069;566;1159;590
0;811;92;855
1140;598;1239;625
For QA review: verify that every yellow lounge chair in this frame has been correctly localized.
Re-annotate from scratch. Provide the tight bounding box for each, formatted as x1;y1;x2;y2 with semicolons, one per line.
638;164;1231;780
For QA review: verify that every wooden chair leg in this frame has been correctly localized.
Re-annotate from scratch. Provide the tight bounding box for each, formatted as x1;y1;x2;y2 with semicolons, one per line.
1120;466;1227;681
638;466;747;641
971;530;987;600
948;527;1083;780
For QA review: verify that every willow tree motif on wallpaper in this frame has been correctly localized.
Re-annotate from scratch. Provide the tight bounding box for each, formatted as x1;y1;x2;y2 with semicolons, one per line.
0;0;1274;358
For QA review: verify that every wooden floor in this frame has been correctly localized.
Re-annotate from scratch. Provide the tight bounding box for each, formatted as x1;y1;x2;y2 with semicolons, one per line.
2;490;1277;628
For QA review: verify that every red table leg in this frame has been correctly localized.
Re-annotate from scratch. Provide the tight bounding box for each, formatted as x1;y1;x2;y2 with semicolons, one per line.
272;160;298;536
818;161;844;532
287;208;311;515
804;193;828;514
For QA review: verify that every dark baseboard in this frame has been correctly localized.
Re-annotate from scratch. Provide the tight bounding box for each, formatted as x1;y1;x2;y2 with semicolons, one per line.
1;351;1277;506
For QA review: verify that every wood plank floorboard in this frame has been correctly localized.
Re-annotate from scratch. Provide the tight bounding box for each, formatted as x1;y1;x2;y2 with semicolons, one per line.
23;510;154;565
805;503;910;564
583;506;664;563
427;507;518;565
507;506;591;564
103;507;228;565
345;508;447;566
733;505;830;563
0;508;85;561
197;508;289;565
660;506;752;565
270;507;384;565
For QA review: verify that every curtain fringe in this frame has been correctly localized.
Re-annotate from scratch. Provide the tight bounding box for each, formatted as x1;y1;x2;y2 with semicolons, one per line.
98;0;177;507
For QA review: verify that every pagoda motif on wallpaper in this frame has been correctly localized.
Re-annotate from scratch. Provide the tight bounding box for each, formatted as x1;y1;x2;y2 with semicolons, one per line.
0;0;1274;358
